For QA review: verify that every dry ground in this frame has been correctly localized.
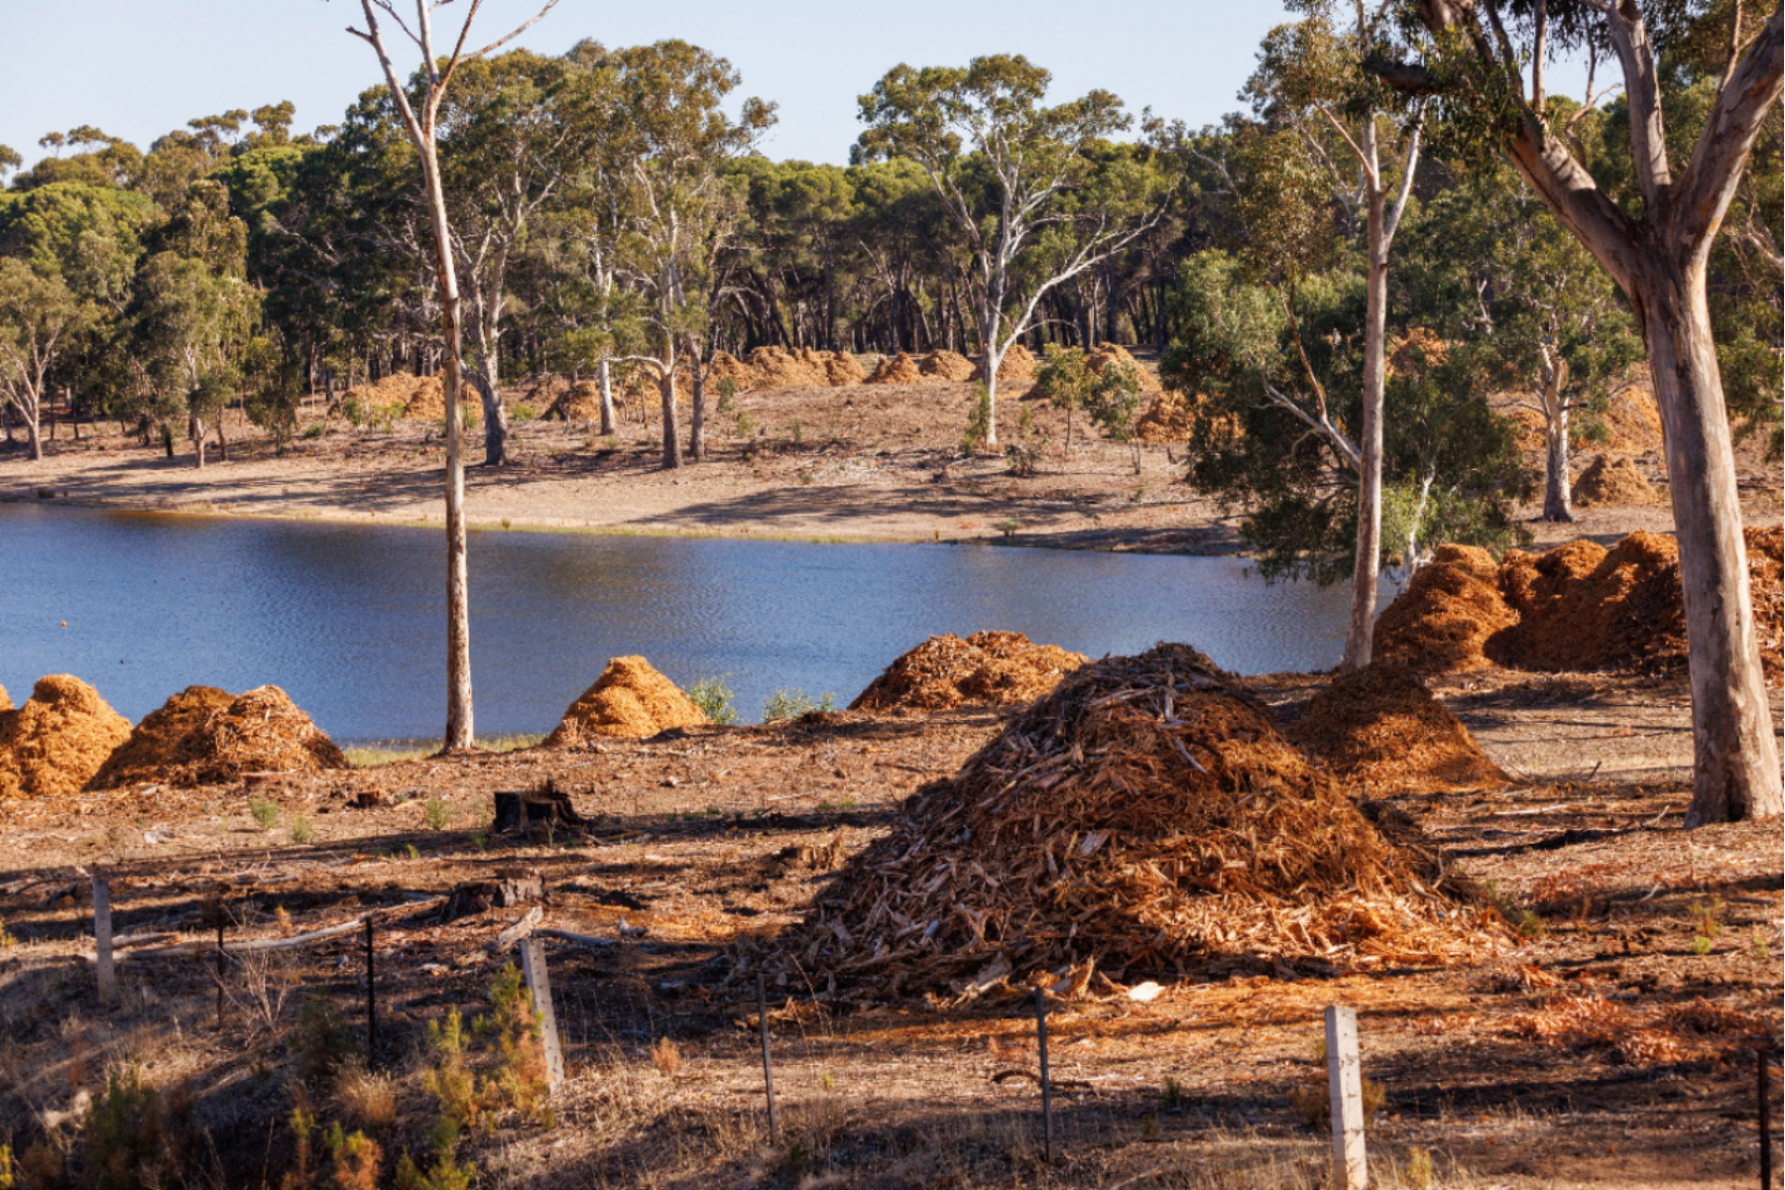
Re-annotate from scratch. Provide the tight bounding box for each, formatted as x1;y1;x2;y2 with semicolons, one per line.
5;365;1778;551
0;677;1778;1190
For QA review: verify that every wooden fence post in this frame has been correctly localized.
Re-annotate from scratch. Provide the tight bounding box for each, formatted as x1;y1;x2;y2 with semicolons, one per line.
1325;1005;1367;1190
364;918;378;1066
92;874;115;1005
519;937;564;1092
757;973;778;1140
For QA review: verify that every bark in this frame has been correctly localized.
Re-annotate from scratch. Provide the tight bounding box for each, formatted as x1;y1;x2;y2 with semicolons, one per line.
660;340;682;469
473;365;509;466
596;358;616;436
1639;260;1782;823
25;413;41;461
1341;122;1388;674
689;348;707;462
1540;361;1574;521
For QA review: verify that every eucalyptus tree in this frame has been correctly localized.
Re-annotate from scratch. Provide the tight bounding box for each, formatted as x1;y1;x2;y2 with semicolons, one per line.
1397;0;1782;821
437;47;597;464
0;260;83;460
609;39;774;467
345;0;559;752
1400;165;1641;521
856;54;1160;447
1248;1;1430;671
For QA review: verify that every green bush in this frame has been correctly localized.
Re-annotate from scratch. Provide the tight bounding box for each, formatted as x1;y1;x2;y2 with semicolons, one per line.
762;688;837;722
512;404;537;422
687;677;738;725
83;1063;176;1190
302;423;327;440
250;795;280;831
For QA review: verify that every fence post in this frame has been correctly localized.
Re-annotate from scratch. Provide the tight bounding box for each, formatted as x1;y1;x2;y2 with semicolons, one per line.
756;973;778;1140
519;936;564;1092
1325;1005;1367;1190
215;912;227;1030
365;918;378;1066
1036;986;1055;1163
92;874;115;1005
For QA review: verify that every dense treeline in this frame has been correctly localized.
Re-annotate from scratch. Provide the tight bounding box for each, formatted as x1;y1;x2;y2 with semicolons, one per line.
0;27;1775;482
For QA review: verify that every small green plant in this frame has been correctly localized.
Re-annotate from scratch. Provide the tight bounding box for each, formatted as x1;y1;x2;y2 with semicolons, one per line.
405;843;421;861
762;688;837;722
1688;897;1725;940
324;1122;383;1190
997;517;1022;539
424;798;453;831
798;470;815;485
0;918;16;948
512;404;537;422
819;1070;835;1092
789;420;804;444
1691;934;1714;955
735;411;757;437
1161;1076;1185;1109
289;817;316;845
688;677;739;725
1753;928;1772;961
962;383;993;454
1404;1146;1437;1190
370;402;404;433
250;795;280;831
294;998;358;1087
1514;908;1547;939
303;423;327;440
467;829;488;852
715;377;738;415
1140;1113;1162;1138
83;1063;174;1188
340;395;368;428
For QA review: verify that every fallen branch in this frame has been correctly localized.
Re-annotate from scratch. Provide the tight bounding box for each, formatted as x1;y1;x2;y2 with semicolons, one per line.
534;927;616;949
490;905;545;952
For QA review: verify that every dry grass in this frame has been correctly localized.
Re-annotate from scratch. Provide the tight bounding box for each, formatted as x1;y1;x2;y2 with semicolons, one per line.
335;1065;398;1131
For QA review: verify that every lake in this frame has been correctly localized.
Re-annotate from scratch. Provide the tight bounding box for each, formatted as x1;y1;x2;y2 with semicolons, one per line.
1;504;1381;740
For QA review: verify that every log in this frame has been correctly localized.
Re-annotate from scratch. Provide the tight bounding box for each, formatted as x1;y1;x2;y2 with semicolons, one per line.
439;870;547;924
490;905;544;952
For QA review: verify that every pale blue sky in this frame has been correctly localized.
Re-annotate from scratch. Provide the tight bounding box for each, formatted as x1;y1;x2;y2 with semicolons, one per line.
2;1;1298;170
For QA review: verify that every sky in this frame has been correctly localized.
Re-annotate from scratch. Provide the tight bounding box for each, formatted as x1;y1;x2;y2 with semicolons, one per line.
1;1;1297;171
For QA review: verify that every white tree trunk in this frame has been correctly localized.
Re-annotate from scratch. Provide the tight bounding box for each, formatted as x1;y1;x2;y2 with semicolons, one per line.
597;358;616;436
660;338;682;469
1638;260;1782;823
1342;127;1388;674
1542;384;1573;522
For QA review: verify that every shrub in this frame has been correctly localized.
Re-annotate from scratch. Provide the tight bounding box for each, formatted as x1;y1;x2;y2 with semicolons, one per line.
339;396;367;428
962;383;993;454
302;423;327;440
423;798;452;831
293;998;357;1088
324;1123;382;1190
288;817;316;845
82;1063;175;1190
512;404;536;422
250;796;280;831
687;677;738;726
762;688;837;722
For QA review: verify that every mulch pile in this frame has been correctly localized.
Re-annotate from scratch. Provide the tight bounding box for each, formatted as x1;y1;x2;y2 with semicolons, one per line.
0;676;134;799
824;352;867;386
744;347;831;389
850;631;1088;714
1134;390;1237;444
1285;663;1508;793
1601;380;1665;454
0;684;10;713
920;350;977;382
971;343;1038;385
709;352;757;391
1376;529;1783;684
1086;343;1160;391
544;380;603;422
545;656;709;745
1573;453;1659;506
767;645;1500;1000
402;376;445;420
864;352;924;385
87;685;348;788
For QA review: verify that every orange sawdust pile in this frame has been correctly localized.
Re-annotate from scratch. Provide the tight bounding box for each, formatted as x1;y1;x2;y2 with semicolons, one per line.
1573;453;1659;507
766;644;1500;1000
1285;663;1508;793
0;684;10;713
850;631;1088;714
920;350;976;382
1374;545;1518;675
546;656;709;745
970;342;1038;384
709;351;756;391
0;676;133;799
1086;343;1160;391
403;375;445;419
824;352;866;386
544;380;603;422
1601;380;1664;454
745;346;831;389
1375;530;1783;684
87;685;236;789
864;352;924;385
97;686;347;787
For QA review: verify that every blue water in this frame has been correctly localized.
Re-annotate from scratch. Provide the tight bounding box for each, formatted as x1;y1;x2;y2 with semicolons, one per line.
1;504;1374;739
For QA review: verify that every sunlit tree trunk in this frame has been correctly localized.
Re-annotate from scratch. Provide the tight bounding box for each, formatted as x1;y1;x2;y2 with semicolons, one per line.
1540;357;1574;522
597;358;616;436
1342;118;1388;673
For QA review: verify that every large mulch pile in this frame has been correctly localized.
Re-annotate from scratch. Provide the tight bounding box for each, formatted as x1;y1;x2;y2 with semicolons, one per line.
544;380;603;422
864;352;924;385
90;685;348;788
744;347;831;389
402;375;445;420
545;656;709;745
1377;529;1784;684
920;350;977;382
1086;343;1160;391
0;684;10;713
1573;453;1659;506
824;352;867;386
709;352;757;391
850;631;1088;714
1134;390;1237;444
970;343;1038;385
1285;663;1508;793
0;676;134;800
768;645;1500;1000
1601;380;1664;454
1373;545;1519;675
87;685;235;789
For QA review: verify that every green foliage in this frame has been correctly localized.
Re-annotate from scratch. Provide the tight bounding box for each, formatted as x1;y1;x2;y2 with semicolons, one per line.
762;688;837;722
962;383;993;454
81;1063;175;1190
249;795;280;830
323;1123;382;1190
288;816;315;845
687;676;738;725
293;998;357;1088
423;798;453;831
419;964;555;1153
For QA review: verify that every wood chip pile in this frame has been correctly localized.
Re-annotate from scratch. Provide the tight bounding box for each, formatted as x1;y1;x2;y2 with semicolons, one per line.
543;380;602;422
0;676;133;799
89;685;347;788
1572;453;1658;506
1085;343;1159;391
546;656;709;745
768;645;1497;1001
919;350;976;382
971;343;1038;384
849;631;1088;714
864;352;924;385
1376;529;1783;685
1285;663;1508;793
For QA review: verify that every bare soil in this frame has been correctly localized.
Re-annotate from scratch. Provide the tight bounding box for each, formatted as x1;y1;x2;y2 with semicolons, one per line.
1;675;1778;1189
6;368;1778;552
